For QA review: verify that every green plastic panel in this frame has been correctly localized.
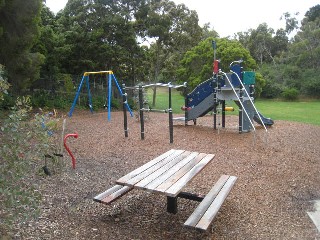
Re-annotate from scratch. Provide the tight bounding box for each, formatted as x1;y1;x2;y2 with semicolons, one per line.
243;71;255;85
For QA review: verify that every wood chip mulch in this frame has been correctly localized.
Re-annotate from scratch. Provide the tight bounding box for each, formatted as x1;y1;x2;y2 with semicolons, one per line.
12;111;320;239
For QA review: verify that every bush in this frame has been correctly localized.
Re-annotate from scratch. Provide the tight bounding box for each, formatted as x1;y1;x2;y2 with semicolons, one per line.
254;72;266;98
31;90;51;108
1;96;64;234
30;90;74;110
111;98;121;110
0;65;11;109
1;97;40;232
0;94;15;109
0;65;10;100
303;80;320;97
53;94;72;109
260;80;283;99
282;87;299;101
58;74;74;93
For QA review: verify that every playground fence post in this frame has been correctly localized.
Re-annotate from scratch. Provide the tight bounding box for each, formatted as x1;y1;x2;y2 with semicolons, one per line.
222;100;226;128
122;84;128;138
168;86;173;143
139;86;145;140
213;89;217;130
239;84;243;133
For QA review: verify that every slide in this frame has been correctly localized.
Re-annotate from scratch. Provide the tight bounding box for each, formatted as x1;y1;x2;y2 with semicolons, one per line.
185;79;274;129
186;93;215;120
234;100;274;127
185;78;215;121
253;112;274;126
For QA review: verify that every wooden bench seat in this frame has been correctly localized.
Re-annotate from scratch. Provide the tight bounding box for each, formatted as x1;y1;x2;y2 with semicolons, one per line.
184;175;237;231
93;185;133;204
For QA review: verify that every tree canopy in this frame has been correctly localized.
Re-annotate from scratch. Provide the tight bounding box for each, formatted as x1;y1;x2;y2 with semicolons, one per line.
177;37;257;91
0;1;319;99
0;0;44;93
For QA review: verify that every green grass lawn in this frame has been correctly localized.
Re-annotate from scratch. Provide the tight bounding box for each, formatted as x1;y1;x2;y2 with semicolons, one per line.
146;88;320;126
254;100;320;126
146;88;185;114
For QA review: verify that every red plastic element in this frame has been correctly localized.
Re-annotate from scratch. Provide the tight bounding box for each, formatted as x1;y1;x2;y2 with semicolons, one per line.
64;133;78;169
181;106;191;111
213;60;220;74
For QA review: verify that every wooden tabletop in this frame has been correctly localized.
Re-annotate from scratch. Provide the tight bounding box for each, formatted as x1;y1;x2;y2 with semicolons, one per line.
116;149;215;197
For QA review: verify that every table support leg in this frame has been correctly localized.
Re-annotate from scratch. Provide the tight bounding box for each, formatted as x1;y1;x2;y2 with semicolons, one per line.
177;192;205;202
167;192;205;214
167;196;177;214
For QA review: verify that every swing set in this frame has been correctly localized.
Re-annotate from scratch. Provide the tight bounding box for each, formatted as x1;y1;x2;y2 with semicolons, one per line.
68;71;133;120
68;71;186;143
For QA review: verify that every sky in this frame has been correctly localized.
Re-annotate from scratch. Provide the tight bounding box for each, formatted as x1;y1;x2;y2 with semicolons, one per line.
45;0;319;37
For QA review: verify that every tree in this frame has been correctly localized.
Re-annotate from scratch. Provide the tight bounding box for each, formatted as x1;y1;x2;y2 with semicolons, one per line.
285;5;320;69
135;0;202;105
304;4;320;22
272;29;288;57
32;5;62;89
237;23;288;66
140;0;202;83
281;12;299;35
177;37;257;92
243;24;274;65
0;0;44;93
55;0;148;85
201;23;219;40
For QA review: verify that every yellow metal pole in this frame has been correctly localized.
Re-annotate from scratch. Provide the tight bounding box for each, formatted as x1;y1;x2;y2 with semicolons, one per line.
84;71;113;76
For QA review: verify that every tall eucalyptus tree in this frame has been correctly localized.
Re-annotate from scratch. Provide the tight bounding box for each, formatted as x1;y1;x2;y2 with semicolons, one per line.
0;0;44;93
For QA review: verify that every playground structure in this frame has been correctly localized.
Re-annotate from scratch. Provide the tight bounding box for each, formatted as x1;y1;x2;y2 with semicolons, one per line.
123;82;186;143
68;71;133;120
64;133;78;169
68;51;274;143
183;41;274;133
68;71;186;143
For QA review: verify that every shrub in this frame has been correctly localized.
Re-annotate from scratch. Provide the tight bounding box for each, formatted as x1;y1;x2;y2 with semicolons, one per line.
111;98;121;110
59;74;74;93
31;90;51;108
53;94;72;109
254;72;266;98
0;94;15;110
282;87;299;101
0;96;63;234
0;65;10;101
303;80;320;97
260;80;283;99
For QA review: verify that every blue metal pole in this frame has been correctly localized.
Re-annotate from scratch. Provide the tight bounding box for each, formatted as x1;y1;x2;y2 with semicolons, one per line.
112;74;134;117
108;73;112;121
86;76;93;113
68;74;86;117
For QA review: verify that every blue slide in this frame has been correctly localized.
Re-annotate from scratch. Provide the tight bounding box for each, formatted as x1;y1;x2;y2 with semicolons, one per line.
185;78;215;121
253;112;274;126
185;79;274;127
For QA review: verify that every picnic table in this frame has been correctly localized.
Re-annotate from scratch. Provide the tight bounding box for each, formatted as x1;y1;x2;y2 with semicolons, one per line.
94;149;237;231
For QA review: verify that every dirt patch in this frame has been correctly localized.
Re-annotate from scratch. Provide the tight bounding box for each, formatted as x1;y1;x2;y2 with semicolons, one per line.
14;111;320;239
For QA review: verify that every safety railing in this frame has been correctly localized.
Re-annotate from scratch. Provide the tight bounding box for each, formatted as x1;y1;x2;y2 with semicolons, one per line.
219;70;256;132
230;70;268;133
